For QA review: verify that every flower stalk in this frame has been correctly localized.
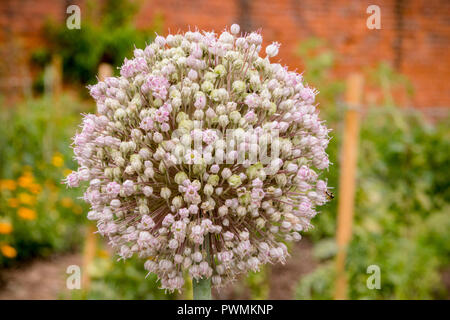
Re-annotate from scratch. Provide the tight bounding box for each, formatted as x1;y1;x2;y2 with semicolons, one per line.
193;275;211;300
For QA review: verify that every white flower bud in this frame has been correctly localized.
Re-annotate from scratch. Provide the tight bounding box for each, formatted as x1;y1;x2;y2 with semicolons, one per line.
160;187;172;200
230;24;240;35
143;186;153;197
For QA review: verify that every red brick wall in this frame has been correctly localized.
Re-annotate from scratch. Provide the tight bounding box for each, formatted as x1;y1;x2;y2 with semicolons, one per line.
1;0;449;110
0;0;67;49
0;0;81;100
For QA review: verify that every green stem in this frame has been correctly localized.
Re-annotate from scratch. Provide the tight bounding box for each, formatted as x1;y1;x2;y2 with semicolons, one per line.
193;236;212;300
193;276;211;300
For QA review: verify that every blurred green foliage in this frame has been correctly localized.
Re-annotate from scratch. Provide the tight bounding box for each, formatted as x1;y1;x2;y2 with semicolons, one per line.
0;95;90;266
294;39;450;300
246;266;270;300
296;37;345;106
0;95;174;298
0;0;171;296
32;0;161;87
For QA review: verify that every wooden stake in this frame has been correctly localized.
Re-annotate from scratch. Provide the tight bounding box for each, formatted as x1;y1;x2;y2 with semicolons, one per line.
52;55;62;101
98;63;114;81
43;55;62;99
334;73;364;300
81;225;97;291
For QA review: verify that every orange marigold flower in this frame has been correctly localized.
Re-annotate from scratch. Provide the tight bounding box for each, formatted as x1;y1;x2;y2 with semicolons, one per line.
0;179;16;191
28;183;42;195
18;193;36;206
17;207;37;220
73;205;83;215
1;244;17;258
52;154;64;167
18;175;34;189
61;197;74;208
7;198;20;208
0;222;13;234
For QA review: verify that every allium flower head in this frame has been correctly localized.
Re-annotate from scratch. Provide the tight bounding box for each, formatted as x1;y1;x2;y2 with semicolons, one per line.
66;25;332;292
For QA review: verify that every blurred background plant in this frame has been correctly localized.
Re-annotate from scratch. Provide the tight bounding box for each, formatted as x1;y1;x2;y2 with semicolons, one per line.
0;0;170;300
0;95;88;267
31;0;161;92
294;40;450;300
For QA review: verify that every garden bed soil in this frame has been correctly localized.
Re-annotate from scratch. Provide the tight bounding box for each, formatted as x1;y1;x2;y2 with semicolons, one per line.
0;240;316;300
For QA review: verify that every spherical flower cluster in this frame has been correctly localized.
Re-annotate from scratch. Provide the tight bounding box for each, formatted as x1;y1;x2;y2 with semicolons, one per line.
66;24;331;292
